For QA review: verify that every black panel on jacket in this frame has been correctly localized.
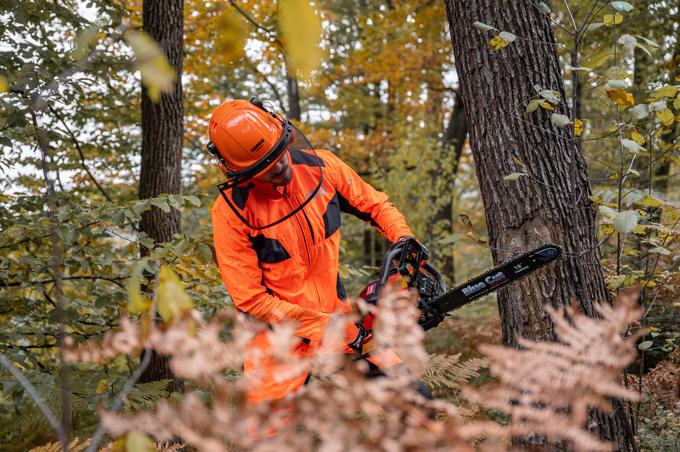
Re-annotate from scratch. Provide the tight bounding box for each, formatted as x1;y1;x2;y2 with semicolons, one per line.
336;274;347;301
231;182;255;210
323;193;341;238
289;148;325;167
336;192;385;233
249;234;291;263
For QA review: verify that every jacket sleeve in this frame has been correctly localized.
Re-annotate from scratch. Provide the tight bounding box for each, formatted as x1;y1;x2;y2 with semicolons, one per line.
212;204;329;344
322;151;414;243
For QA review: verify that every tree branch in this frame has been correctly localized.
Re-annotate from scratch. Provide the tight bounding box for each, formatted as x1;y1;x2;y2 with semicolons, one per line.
0;353;68;445
47;103;113;203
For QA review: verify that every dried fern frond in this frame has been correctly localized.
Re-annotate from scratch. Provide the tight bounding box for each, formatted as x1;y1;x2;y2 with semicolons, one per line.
461;288;643;452
643;347;680;410
423;353;488;392
28;437;91;452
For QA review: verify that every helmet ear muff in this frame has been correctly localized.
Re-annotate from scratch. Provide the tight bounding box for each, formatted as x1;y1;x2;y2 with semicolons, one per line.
207;141;229;173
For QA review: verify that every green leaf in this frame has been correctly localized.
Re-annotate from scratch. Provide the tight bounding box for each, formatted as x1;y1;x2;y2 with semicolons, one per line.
538;89;560;104
586;22;604;31
611;1;634;12
629;104;649;120
198;243;214;263
185;195;201;207
606;79;628;89
126;431;155;452
649;85;678;101
550;113;570;128
635;35;659;48
613;210;639;233
150;198;171;213
499;31;517;43
0;136;12;147
648;246;671;255
72;25;100;60
157;266;193;322
599;205;617;222
132;200;151;215
438;233;465;245
638;340;653;350
621;139;646;153
617;34;637;52
503;172;526;182
538;2;551;14
473;21;497;32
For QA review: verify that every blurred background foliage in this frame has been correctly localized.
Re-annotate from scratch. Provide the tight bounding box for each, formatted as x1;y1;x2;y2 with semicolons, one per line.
0;0;678;449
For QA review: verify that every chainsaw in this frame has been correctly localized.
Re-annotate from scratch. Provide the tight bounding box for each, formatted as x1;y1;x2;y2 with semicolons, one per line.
347;238;562;355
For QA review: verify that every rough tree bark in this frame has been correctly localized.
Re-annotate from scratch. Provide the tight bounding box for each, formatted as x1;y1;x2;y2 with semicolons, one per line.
138;0;184;390
444;1;636;450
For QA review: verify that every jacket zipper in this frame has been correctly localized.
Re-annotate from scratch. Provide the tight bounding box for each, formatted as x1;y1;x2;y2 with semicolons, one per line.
284;191;322;308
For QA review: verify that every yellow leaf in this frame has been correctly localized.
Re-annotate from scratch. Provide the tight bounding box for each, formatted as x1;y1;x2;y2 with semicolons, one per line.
537;100;555;111
157;266;193;322
649;85;678;101
96;379;108;394
489;35;509;50
656;108;675;126
125;31;176;103
573;118;584;136
279;0;323;78
607;88;635;107
603;13;623;26
125;431;154;452
630;129;645;144
634;194;664;208
215;8;248;63
127;261;151;315
0;75;8;93
674;94;680;110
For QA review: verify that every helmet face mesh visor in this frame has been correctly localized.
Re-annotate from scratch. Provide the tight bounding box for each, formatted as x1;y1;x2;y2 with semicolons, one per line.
217;122;324;230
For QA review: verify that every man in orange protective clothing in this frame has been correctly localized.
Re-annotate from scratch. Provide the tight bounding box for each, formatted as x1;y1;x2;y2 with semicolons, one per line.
208;98;425;403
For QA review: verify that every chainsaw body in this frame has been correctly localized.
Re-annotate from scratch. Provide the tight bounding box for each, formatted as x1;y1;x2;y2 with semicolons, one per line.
358;238;448;331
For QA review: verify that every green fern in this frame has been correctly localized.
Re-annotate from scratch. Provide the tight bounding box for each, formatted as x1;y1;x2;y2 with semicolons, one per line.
124;379;171;410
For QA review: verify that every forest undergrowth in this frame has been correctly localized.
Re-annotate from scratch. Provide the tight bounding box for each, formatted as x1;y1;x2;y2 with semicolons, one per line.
42;281;645;452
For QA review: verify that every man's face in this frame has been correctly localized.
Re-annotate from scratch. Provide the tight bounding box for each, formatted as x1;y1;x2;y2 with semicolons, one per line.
255;151;292;186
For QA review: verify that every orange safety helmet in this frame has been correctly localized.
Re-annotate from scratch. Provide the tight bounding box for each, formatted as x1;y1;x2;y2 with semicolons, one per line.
208;97;294;188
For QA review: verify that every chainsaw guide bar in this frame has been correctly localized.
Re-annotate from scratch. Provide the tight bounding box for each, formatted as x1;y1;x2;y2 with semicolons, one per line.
427;243;562;327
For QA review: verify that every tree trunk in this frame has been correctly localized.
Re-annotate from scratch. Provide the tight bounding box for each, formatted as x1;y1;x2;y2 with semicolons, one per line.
286;73;301;120
444;1;636;450
431;93;467;281
139;0;184;391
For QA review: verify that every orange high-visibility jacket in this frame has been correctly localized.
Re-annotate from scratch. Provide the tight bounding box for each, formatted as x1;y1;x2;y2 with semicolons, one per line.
212;149;414;401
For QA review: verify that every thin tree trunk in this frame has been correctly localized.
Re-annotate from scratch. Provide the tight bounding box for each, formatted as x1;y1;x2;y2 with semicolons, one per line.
432;93;467;281
286;73;301;120
139;0;184;391
32;110;71;449
444;1;636;450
